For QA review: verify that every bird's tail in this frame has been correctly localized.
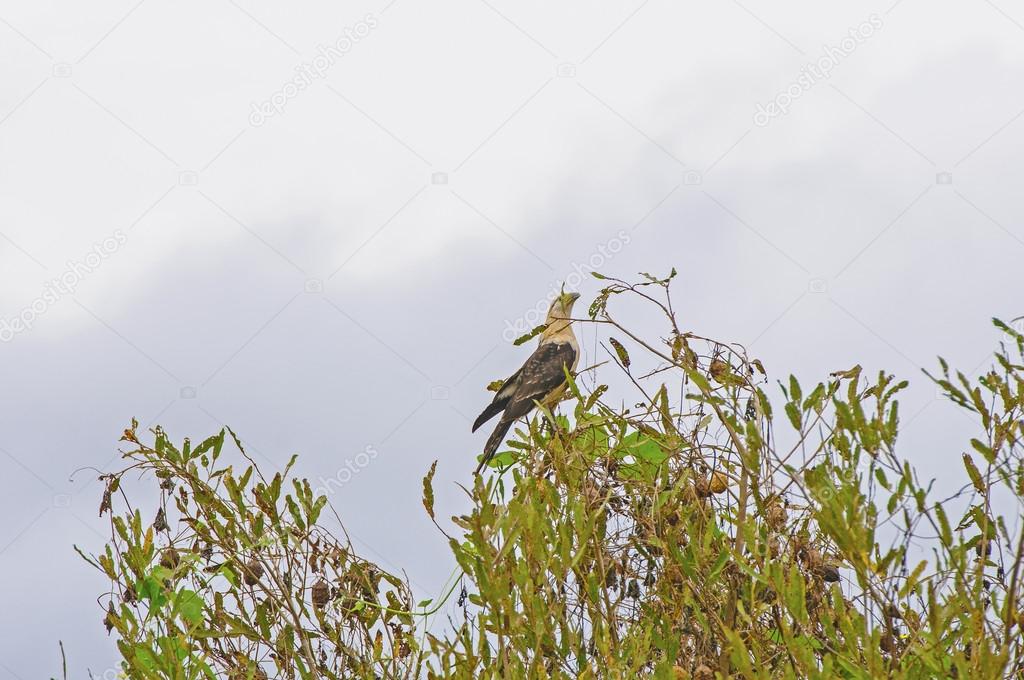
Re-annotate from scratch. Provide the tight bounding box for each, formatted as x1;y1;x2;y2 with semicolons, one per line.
476;416;513;474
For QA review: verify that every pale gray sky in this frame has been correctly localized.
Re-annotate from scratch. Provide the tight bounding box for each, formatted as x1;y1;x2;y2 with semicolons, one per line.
1;0;1022;676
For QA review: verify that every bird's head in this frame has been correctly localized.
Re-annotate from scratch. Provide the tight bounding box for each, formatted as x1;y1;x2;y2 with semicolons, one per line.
542;289;580;337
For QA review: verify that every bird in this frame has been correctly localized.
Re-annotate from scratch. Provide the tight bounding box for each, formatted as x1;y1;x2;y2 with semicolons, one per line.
472;290;581;473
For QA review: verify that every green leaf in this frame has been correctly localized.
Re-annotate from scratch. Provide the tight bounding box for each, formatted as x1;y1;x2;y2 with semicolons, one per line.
285;495;306;531
192;430;225;462
422;460;438;521
788;375;803;405
618;432;668;465
785;401;802;430
708;548;730;581
898;560;927;598
577;415;610;458
137;575;168;615
484;450;518;469
134;645;158;671
608;337;630;369
935;504;952;546
174;589;204;625
962;453;985;493
513;324;548;346
970;438;996;464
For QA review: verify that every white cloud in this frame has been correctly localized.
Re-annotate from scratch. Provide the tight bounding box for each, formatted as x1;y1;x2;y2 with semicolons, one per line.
2;0;1023;674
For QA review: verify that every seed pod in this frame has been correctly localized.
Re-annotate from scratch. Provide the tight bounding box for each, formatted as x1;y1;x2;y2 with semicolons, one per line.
229;666;267;680
709;359;729;383
104;601;117;634
99;481;114;517
159;547;180;570
153;507;168;532
243;558;264;586
709;471;728;495
767;503;787;530
805;588;822;611
694;478;712;498
311;579;330;609
803;548;823;570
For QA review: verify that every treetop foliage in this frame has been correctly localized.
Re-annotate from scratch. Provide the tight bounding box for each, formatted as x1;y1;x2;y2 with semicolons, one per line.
79;273;1024;679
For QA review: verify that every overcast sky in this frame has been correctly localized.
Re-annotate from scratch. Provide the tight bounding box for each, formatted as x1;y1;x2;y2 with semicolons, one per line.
1;0;1023;676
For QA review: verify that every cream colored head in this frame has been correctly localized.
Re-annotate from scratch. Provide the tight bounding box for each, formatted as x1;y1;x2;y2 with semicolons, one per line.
541;290;580;340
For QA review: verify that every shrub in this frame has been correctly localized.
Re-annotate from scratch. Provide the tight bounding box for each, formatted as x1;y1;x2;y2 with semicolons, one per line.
81;273;1024;679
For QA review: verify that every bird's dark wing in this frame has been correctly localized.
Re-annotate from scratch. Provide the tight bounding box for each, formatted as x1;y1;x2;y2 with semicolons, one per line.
476;341;577;473
471;367;522;432
503;341;577;420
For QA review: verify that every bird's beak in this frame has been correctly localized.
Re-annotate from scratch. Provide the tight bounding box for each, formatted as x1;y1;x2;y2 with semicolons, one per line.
568;292;580;302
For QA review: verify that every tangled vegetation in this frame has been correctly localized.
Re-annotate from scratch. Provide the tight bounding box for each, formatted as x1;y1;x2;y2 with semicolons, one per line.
79;273;1024;678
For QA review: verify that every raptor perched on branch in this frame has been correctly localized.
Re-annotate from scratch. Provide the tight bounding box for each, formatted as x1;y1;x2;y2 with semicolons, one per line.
473;291;581;473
